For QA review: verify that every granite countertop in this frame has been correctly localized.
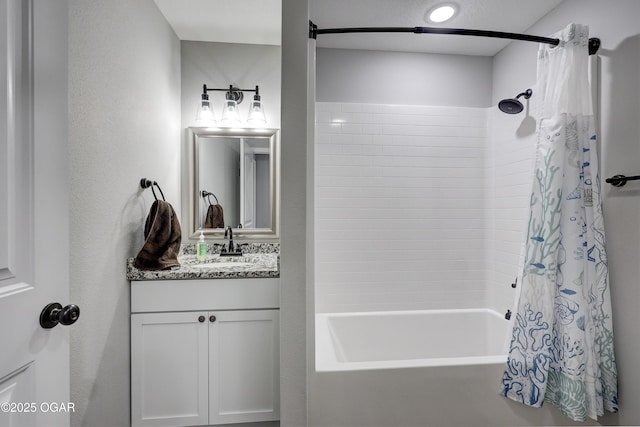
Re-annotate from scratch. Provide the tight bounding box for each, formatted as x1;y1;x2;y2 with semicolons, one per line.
127;243;279;281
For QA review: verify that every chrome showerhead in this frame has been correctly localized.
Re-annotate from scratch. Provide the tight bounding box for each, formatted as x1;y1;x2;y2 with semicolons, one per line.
498;88;532;114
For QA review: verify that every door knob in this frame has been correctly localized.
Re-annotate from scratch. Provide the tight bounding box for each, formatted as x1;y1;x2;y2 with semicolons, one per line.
40;303;80;329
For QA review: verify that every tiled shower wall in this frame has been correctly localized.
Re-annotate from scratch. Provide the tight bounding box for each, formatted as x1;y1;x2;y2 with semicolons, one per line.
315;102;489;312
485;108;537;313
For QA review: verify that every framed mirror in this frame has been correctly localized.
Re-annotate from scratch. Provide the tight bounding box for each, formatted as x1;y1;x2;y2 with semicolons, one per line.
187;127;280;239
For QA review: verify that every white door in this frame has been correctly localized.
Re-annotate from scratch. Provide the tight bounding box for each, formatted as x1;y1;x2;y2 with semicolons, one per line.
0;1;71;426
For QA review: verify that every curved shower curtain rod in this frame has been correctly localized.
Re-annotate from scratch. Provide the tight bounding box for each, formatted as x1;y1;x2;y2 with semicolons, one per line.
308;21;601;55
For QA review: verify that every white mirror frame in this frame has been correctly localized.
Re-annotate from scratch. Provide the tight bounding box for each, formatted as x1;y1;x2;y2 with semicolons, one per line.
187;127;280;239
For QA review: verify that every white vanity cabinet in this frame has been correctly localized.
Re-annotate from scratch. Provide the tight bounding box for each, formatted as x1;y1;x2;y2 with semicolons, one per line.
130;278;280;427
131;311;209;427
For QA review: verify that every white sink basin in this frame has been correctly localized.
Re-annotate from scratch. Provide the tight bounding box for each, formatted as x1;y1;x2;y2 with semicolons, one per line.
209;256;253;263
190;254;260;268
190;262;253;269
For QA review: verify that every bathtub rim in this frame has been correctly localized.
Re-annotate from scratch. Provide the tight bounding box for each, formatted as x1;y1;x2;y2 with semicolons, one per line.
315;308;508;372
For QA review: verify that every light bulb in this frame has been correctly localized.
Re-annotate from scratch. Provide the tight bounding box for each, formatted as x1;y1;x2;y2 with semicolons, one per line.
247;99;267;124
196;97;216;124
221;99;241;124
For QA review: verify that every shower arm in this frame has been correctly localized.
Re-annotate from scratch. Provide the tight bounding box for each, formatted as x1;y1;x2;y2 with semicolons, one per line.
308;21;601;55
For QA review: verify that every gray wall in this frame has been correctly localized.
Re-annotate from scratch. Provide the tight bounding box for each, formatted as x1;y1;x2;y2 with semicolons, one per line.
316;48;493;107
492;1;640;424
281;0;311;425
68;1;181;426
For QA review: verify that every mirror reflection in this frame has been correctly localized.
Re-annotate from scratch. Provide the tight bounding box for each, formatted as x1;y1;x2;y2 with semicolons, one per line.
199;136;271;229
188;127;279;239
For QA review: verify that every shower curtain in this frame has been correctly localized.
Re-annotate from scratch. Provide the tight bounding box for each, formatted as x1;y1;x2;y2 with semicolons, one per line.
500;23;618;422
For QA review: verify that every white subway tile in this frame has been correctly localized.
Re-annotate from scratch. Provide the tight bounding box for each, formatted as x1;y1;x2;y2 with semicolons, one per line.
361;124;384;135
315;122;343;134
340;103;364;113
316;102;342;112
315;111;332;123
315;102;534;313
340;123;363;134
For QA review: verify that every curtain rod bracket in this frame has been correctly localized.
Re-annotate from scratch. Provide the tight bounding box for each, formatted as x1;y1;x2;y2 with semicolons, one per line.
309;20;318;39
589;38;601;55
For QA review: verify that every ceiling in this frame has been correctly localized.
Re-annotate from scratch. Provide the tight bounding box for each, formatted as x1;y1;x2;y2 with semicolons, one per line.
154;0;564;56
153;0;281;46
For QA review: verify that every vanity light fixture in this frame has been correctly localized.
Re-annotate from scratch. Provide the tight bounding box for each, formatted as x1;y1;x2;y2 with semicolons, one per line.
196;84;266;126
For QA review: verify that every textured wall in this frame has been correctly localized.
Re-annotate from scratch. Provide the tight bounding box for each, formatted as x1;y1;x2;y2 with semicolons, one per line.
68;1;181;425
315;102;488;312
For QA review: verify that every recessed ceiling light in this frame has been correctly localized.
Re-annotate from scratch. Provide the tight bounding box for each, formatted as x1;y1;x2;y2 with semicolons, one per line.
426;3;458;24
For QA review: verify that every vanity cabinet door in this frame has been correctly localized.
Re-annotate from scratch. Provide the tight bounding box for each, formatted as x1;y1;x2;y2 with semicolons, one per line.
209;309;280;424
131;312;209;427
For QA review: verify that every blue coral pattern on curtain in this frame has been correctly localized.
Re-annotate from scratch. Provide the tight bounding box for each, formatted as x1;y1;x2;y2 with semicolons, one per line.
500;23;617;422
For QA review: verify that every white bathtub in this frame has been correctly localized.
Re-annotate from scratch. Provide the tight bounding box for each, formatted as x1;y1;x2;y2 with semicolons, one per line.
310;309;584;426
316;308;509;372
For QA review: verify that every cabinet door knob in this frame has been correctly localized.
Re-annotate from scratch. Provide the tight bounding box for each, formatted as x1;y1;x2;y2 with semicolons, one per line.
198;315;205;323
209;315;217;323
